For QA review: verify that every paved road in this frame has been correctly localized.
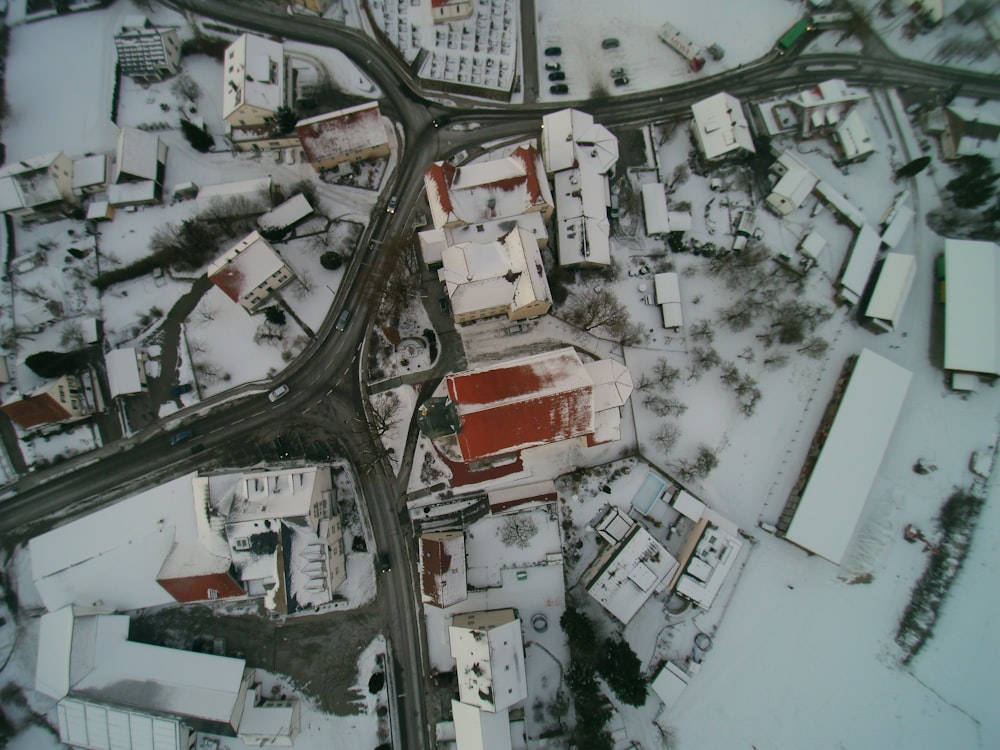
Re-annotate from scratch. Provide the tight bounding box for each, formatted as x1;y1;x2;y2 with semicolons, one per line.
6;3;1000;748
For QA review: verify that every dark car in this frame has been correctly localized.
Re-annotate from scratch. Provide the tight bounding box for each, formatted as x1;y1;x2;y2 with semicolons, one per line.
613;76;630;86
170;383;193;397
189;444;206;455
439;297;450;313
170;430;193;446
549;84;569;95
273;436;291;459
544;46;562;56
432;115;450;128
548;71;566;82
377;553;391;573
312;440;332;460
601;37;620;49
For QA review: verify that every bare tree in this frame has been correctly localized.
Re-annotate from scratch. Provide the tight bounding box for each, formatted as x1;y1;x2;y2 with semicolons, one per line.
369;391;401;437
615;320;646;346
653;359;682;391
718;297;758;332
719;361;741;388
666;164;689;194
59;322;85;349
763;351;790;370
687;345;720;380
171;73;202;104
798;336;830;360
653;423;680;454
675;444;719;481
564;287;630;332
499;514;539;549
197;305;218;324
643;394;688;418
735;373;762;416
688;319;715;344
738;346;756;362
770;300;832;344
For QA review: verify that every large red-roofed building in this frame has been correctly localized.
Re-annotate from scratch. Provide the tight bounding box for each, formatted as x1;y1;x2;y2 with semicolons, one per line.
295;101;390;172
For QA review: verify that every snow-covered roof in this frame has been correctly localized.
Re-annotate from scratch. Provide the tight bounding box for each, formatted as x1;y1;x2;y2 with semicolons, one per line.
650;662;689;709
57;697;186;750
37;607;248;725
584;524;678;624
865;253;916;326
675;520;743;609
837;223;881;305
207;231;289;304
814;180;866;228
225;467;326;524
223;33;284;120
28;473;216;612
540;108;618;175
690;93;755;160
420;531;468;608
197;177;271;205
449;610;527;712
642;183;670;235
653;272;683;328
0;151;62;177
0;152;65;212
486;480;557;514
584;358;634;412
295;102;389;164
594;504;635;544
944;239;1000;376
672;490;705;522
107;180;158;207
800;231;827;260
451;701;513;750
105;348;144;398
767;151;817;214
880;195;914;249
257;193;313;232
237;681;298;743
784;349;912;564
72;153;107;191
553;167;611;267
446;347;596;461
114;127;164;183
834;109;875;161
424;145;552;230
441;211;548;251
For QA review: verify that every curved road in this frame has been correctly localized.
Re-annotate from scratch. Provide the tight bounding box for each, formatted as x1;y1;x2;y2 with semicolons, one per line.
5;3;1000;749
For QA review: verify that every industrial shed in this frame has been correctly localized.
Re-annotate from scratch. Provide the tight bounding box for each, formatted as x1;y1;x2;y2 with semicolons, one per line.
778;349;912;564
943;239;1000;389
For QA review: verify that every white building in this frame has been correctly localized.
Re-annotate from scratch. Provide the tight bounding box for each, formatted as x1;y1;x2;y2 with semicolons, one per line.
208;231;296;313
222;466;346;614
943;239;1000;388
864;253;916;333
540;109;619;268
0;151;77;222
689;92;755;162
836;223;881;306
110;127;167;206
786;79;869;138
765;150;817;216
223;33;285;128
438;226;552;323
582;518;679;624
419;211;549;267
257;193;314;235
832;108;875;163
450;610;527;713
653;272;683;330
780;349;912;564
105;347;147;399
114;16;180;83
451;701;513;750
642;182;670;236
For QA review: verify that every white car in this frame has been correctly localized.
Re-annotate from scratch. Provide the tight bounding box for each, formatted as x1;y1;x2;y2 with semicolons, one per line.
268;384;290;402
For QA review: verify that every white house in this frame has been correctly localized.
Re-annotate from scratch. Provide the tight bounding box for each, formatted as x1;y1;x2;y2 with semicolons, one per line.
223;33;285;128
642;182;670;236
449;609;528;713
582;518;679;624
438;226;552;323
836;223;881;306
208;231;296;313
109;127;167;206
765;150;817;216
832;108;875;163
864;253;916;333
785;79;869;138
0;152;77;222
105;347;147;399
653;271;683;330
689;92;755;162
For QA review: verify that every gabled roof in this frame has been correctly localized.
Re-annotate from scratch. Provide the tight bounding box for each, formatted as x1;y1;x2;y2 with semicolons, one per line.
223;33;284;119
540;108;618;175
207;231;288;303
446;348;595;461
257;193;313;232
0;152;66;212
0;383;73;428
295;102;388;163
449;610;527;712
420;531;468;608
114;128;165;183
423;145;552;230
553;167;611;266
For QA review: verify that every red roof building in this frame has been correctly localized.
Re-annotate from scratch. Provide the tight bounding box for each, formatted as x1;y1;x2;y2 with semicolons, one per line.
419;531;468;608
295;102;390;172
0;375;87;429
423;145;554;230
207;231;296;313
445;347;634;462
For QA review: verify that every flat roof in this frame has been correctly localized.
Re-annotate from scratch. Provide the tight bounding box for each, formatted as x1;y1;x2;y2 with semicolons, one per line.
837;223;881;303
865;253;916;325
784;349;912;564
642;183;670;235
944;239;1000;376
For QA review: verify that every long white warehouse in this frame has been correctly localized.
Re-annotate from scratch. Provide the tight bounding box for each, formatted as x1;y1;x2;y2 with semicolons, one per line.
781;348;912;564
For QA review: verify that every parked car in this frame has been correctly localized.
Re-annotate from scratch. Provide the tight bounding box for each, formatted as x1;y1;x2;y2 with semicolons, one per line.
268;384;290;402
170;383;193;397
544;46;562;56
312;440;332;461
170;430;193;446
545;61;561;72
439;297;450;313
601;37;620;49
335;308;352;331
609;67;625;79
613;76;630;86
273;435;291;459
549;84;569;95
548;71;566;82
